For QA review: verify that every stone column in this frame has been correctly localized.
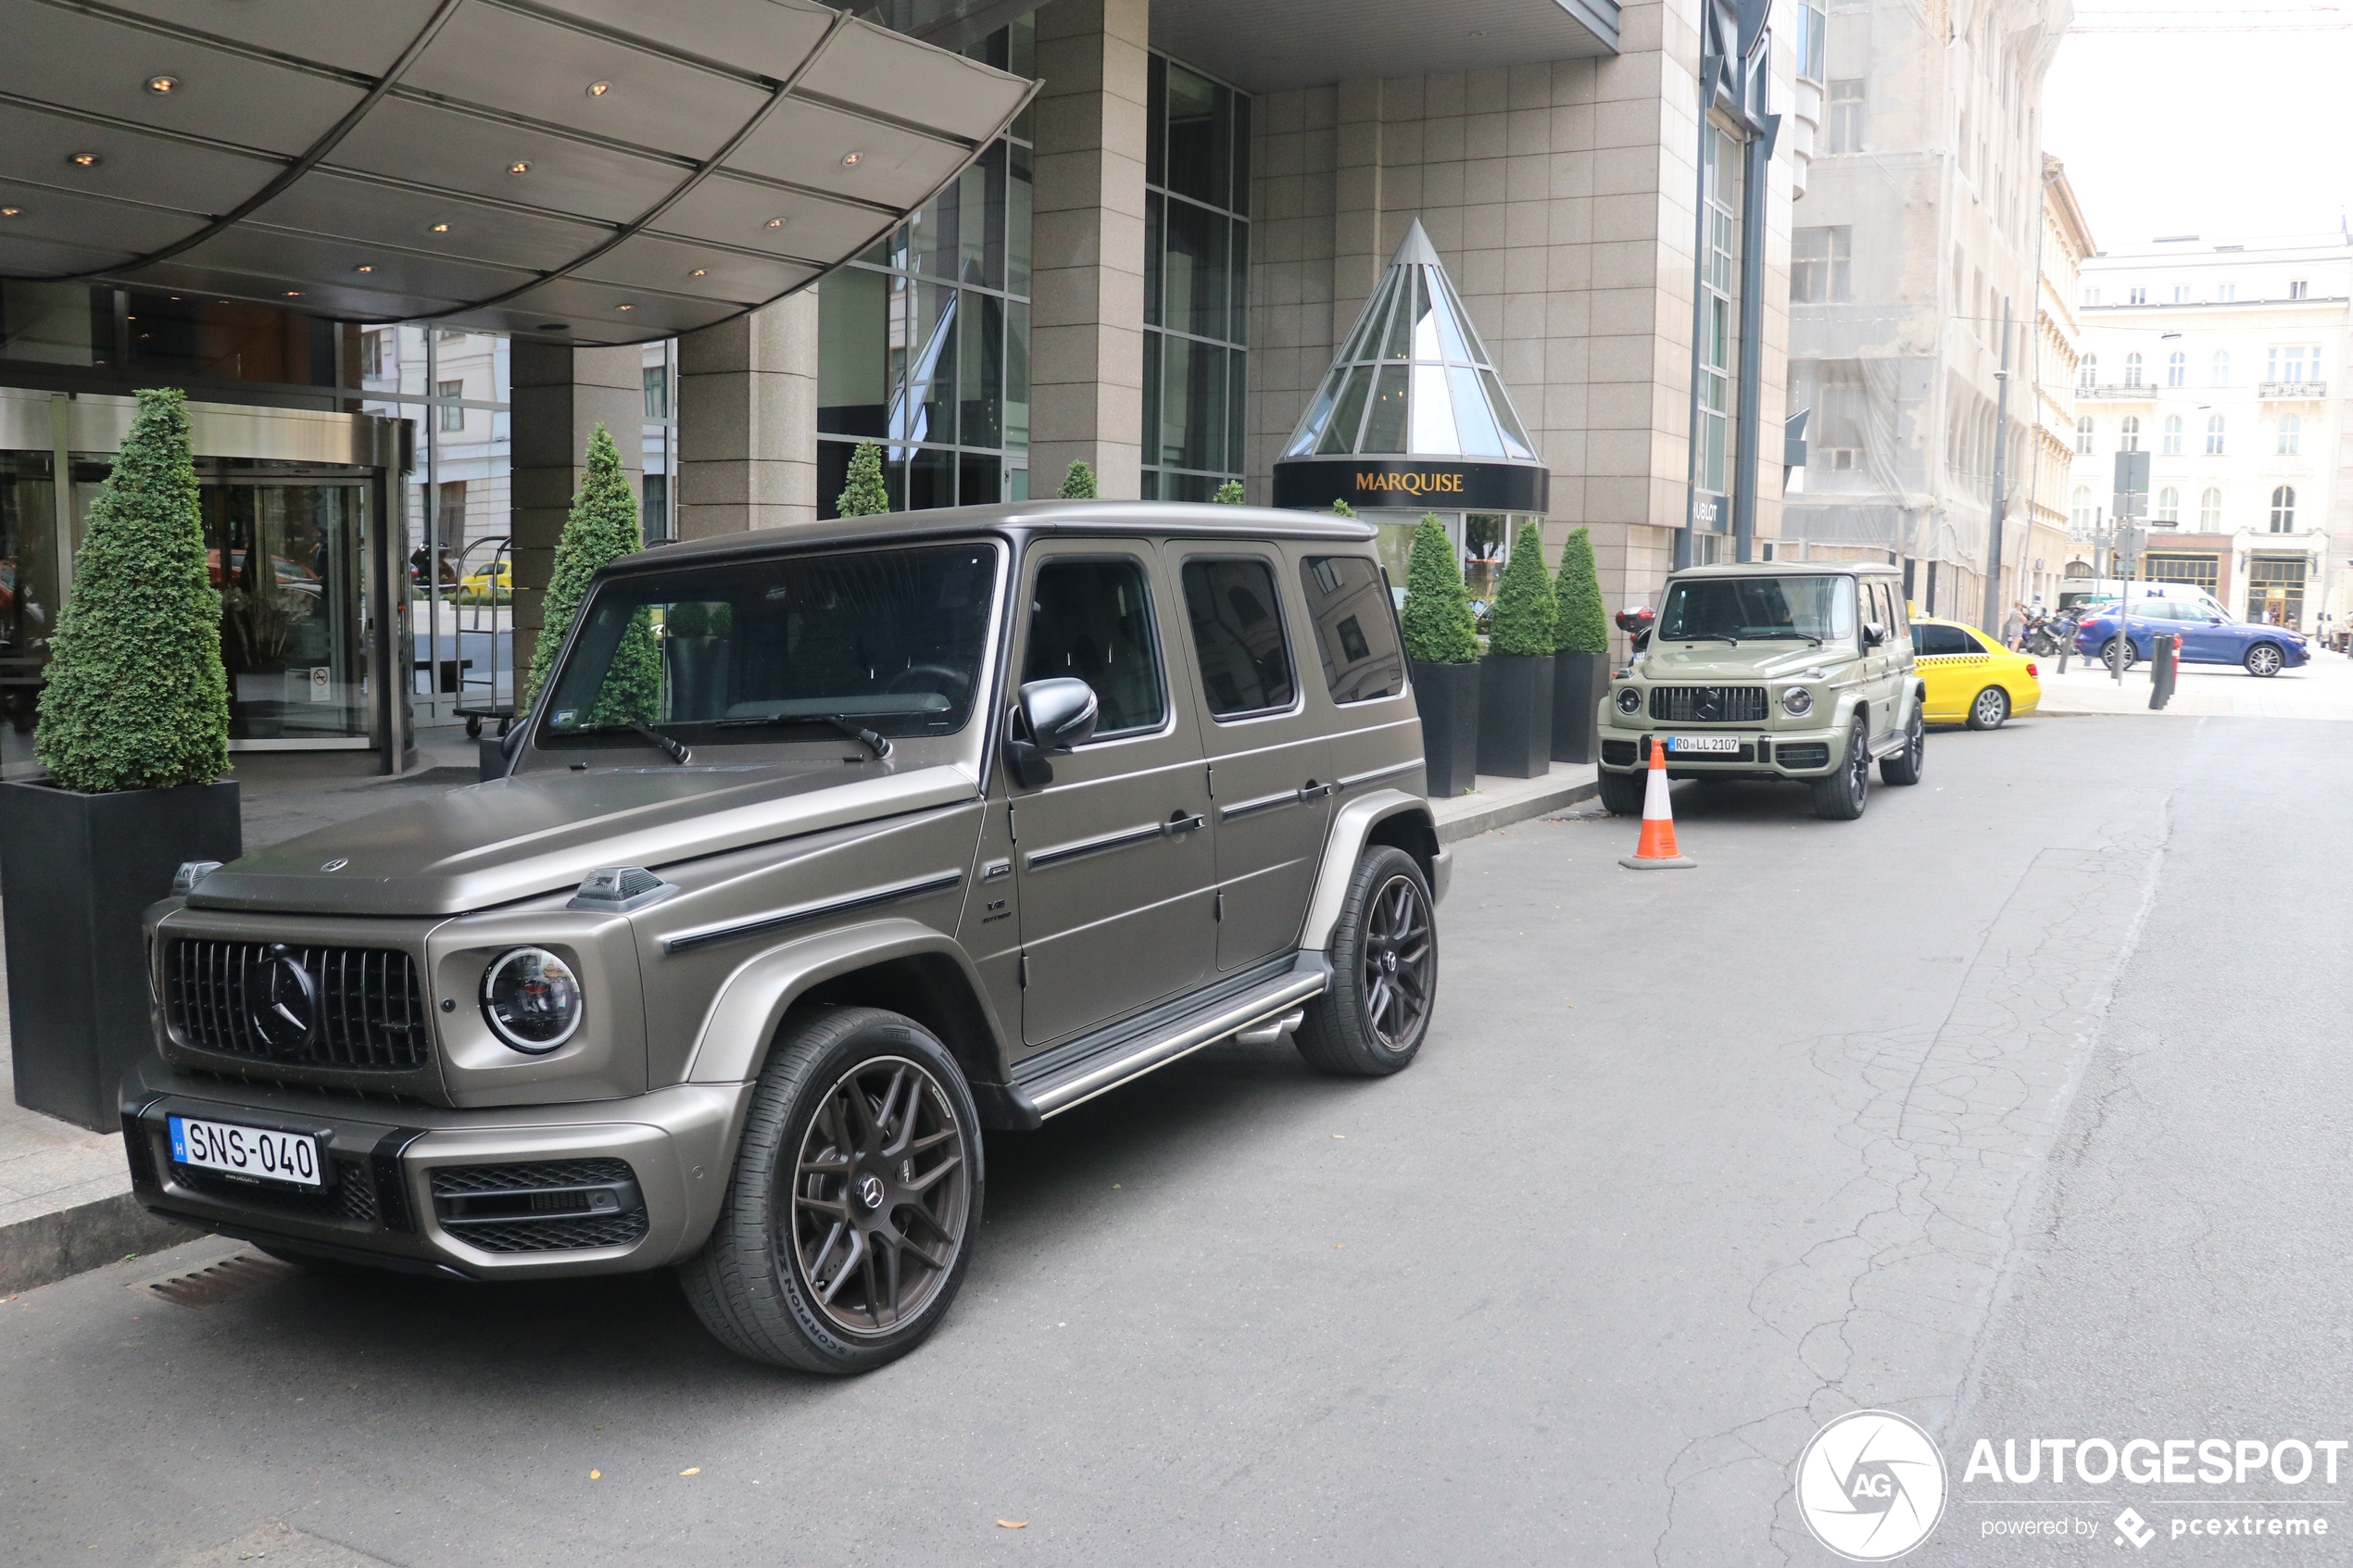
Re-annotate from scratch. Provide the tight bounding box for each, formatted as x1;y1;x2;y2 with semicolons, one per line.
510;341;642;681
677;291;818;538
1029;0;1150;500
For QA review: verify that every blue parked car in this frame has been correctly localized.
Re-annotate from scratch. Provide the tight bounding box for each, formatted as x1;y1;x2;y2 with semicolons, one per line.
2072;602;2309;677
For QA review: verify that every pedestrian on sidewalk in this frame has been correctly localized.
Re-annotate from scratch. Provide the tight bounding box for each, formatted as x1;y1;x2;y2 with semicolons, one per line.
2002;602;2027;650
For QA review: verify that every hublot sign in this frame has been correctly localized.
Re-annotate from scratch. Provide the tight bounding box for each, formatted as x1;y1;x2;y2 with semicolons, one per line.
1272;458;1550;514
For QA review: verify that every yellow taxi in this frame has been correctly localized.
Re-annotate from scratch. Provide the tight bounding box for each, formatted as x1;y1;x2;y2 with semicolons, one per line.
457;561;511;604
1909;612;2042;730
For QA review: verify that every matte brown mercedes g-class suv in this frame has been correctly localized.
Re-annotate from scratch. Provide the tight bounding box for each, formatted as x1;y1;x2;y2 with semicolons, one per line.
124;501;1448;1373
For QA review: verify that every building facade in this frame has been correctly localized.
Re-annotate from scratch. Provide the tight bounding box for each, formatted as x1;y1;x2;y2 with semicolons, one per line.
2025;155;2093;609
2069;236;2350;631
1780;0;2070;630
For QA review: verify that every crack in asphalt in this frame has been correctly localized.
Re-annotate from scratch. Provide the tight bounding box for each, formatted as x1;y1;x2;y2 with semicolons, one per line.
1652;800;2176;1566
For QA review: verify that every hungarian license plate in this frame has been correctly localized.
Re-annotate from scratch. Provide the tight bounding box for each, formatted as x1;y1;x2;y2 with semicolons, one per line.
1667;735;1742;755
168;1114;323;1188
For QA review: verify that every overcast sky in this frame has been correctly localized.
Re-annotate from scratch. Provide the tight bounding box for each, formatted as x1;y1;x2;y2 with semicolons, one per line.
2042;2;2353;250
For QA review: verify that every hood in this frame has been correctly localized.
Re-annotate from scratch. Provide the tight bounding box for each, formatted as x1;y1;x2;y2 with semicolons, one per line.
1639;644;1848;682
188;761;981;918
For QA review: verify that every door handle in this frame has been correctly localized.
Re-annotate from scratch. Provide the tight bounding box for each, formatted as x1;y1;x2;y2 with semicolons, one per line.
1164;809;1206;835
1296;779;1331;801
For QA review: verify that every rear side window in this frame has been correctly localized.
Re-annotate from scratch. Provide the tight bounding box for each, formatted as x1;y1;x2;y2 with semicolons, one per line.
1023;558;1167;737
1181;558;1297;719
1914;623;1973;656
1299;555;1405;703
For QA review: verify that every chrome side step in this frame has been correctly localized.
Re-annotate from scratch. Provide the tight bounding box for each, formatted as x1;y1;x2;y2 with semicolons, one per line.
1006;954;1331;1124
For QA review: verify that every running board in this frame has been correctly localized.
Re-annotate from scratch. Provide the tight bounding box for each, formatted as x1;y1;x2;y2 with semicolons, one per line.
996;954;1332;1126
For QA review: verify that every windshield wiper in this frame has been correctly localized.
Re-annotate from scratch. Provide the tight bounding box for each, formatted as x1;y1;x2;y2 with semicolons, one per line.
1750;631;1825;646
715;711;893;759
1677;633;1740;646
561;721;692;764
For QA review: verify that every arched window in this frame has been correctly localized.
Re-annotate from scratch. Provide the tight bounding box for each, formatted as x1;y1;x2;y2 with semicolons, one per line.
2162;414;2183;455
2278;414;2300;456
2078;354;2098;391
2065;559;2094;580
2211;351;2231;386
2070;486;2094;529
2206;415;2226;455
2271;485;2296;532
2157;486;2180;523
2075;416;2094;454
2120;416;2141;451
2124;351;2144;387
2167;351;2187;386
2200;487;2222;528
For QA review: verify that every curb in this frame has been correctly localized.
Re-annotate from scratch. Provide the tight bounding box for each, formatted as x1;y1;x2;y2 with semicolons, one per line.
0;1192;201;1297
1434;779;1601;844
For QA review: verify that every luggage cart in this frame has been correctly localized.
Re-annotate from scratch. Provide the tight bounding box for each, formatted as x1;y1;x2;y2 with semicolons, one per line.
449;533;516;739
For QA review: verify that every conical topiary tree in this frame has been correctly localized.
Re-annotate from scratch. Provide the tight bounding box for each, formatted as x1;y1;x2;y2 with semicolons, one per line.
1399;513;1478;664
1489;520;1556;657
1213;479;1244;504
36;387;229;793
523;424;658;720
1552;525;1608;655
837;441;890;518
1330;498;1356;518
1058;460;1098;499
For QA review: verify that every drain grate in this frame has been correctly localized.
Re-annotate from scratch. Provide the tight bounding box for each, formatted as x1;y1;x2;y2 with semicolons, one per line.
134;1251;297;1310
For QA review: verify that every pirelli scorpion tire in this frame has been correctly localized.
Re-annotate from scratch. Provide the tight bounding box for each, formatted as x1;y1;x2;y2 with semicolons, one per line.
680;1006;981;1374
1294;846;1437;1078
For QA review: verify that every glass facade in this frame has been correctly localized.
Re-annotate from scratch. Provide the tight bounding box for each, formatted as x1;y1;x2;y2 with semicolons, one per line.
1695;126;1742;530
818;20;1036;519
1142;56;1252;501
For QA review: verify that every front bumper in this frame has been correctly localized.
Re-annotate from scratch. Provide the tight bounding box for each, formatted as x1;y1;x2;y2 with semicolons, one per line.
1597;724;1849;780
120;1058;749;1278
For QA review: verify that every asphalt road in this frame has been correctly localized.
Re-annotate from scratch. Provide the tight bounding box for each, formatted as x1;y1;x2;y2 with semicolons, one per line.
5;709;2347;1567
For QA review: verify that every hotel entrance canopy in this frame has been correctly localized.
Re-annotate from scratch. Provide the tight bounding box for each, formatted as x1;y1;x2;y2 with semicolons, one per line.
0;0;1033;345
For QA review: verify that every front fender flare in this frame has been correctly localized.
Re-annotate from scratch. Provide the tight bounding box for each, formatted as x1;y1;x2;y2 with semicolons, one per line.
1300;788;1440;952
682;917;1004;1085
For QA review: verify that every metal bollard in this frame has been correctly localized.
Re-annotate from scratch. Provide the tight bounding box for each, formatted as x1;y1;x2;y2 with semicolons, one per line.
2148;633;2176;710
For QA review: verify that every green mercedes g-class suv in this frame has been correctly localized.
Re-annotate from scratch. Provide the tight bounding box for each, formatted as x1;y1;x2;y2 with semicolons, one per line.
123;502;1447;1374
1595;561;1926;821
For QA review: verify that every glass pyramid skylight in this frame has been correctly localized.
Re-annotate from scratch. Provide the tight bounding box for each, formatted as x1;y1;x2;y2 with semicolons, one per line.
1280;220;1541;465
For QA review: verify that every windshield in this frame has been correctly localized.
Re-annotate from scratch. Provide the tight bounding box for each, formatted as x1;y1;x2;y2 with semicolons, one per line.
540;542;1000;746
1657;575;1856;643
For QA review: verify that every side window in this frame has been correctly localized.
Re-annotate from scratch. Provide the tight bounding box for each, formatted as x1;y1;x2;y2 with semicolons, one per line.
1299;555;1405;704
1023;557;1167;738
1181;558;1297;720
1917;623;1971;656
1888;585;1909;636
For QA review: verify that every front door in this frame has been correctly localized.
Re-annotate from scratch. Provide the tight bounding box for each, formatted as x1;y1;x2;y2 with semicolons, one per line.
1009;543;1215;1047
1170;547;1330;972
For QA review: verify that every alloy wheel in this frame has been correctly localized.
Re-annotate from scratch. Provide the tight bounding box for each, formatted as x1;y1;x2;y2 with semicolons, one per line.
1360;874;1434;1051
1845;720;1869;808
786;1056;970;1336
1972;687;2007;729
2248;645;2283;677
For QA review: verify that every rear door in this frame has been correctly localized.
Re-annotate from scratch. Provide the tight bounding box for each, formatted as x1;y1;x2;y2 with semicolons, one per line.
1009;540;1216;1047
1170;547;1330;972
1910;622;1977;721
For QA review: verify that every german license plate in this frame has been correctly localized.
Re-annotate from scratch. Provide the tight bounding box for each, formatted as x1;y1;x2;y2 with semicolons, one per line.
168;1114;323;1188
1667;735;1741;754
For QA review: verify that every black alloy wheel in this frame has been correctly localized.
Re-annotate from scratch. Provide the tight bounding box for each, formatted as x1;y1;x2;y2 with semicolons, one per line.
1811;714;1870;821
1881;703;1925;784
681;1007;980;1374
2246;643;2284;678
2102;636;2137;672
1296;846;1438;1077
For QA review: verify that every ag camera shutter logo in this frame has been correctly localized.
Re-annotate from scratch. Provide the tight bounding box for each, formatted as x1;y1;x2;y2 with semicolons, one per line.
1795;1410;1948;1561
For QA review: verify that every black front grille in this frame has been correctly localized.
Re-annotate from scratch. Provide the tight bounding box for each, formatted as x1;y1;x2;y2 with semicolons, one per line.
168;940;431;1071
448;1213;650;1253
1649;685;1768;723
1778;743;1831;770
431;1159;647;1253
171;1157;379;1223
1601;739;1640;767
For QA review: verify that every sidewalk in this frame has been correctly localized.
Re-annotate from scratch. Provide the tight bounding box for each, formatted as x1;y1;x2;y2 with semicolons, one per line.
2032;643;2353;721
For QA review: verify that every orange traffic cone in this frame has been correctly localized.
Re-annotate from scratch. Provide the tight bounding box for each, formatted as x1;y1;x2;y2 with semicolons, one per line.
1618;738;1696;870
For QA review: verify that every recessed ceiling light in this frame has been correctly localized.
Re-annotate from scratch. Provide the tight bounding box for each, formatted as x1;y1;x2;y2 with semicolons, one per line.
688;268;707;278
616;303;634;311
508;160;530;175
429;221;450;233
68;152;100;168
283;290;302;298
535;322;566;332
586;81;611;97
0;207;20;219
841;151;862;168
145;75;179;94
1466;28;1488;37
764;217;786;230
169;295;180;301
355;264;374;273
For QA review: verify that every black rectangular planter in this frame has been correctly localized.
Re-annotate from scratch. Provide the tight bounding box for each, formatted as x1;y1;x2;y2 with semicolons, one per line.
1550;649;1611;764
1477;652;1554;779
0;778;241;1131
1409;659;1480;799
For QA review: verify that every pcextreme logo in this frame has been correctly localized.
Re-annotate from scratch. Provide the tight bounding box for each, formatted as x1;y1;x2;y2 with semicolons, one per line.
1795;1410;1950;1562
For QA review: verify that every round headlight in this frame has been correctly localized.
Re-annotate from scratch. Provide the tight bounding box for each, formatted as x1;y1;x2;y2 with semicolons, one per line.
1615;685;1644;715
1780;685;1814;716
480;947;585;1053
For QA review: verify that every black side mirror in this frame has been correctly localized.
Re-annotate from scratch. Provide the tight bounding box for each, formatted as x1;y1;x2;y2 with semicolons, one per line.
1863;621;1888;648
1004;677;1099;789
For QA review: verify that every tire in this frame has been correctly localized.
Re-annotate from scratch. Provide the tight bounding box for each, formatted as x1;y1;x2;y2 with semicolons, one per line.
2246;643;2284;677
1881;703;1925;785
1597;767;1648;816
1810;715;1870;821
1294;847;1437;1078
679;1006;980;1374
1966;685;2009;731
2101;636;2137;672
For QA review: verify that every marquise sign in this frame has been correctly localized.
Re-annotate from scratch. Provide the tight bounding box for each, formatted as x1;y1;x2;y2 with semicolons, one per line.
1272;458;1549;514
